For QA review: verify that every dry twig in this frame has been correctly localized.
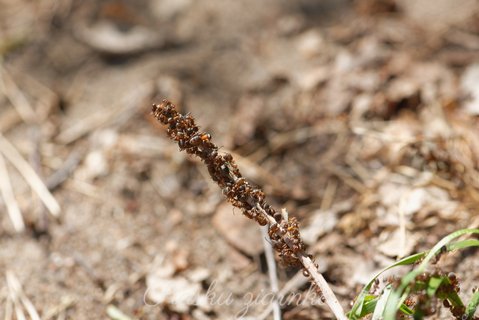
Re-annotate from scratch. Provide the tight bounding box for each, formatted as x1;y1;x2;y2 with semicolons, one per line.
6;270;41;320
152;100;346;319
46;147;85;191
261;226;281;320
256;271;309;320
0;66;37;124
56;83;152;144
0;133;60;217
0;153;25;232
0;108;22;133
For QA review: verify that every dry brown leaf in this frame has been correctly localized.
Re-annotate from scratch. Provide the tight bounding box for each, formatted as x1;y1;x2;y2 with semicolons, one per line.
212;202;263;256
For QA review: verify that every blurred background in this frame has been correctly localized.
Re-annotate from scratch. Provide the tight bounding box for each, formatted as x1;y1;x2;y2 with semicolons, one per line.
0;0;479;319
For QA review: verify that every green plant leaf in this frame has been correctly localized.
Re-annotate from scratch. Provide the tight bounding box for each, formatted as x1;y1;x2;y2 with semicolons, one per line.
348;252;426;319
447;239;479;251
426;276;443;297
372;284;393;320
466;290;479;319
383;228;479;320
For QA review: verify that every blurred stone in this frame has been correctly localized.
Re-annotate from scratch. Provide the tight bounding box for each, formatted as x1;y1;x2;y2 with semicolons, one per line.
297;30;324;59
297;66;329;91
301;209;338;245
212;202;263;256
150;0;192;21
277;14;305;36
80;150;109;181
377;229;417;258
399;0;478;32
461;64;479;115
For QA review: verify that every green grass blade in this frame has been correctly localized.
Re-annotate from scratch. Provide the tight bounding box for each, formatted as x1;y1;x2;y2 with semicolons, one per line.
372;284;393;320
361;298;379;316
447;239;479;251
384;229;479;320
466;290;479;319
348;252;426;319
426;276;443;297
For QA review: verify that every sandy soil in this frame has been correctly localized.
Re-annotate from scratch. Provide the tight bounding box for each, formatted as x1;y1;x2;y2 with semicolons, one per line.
0;0;479;319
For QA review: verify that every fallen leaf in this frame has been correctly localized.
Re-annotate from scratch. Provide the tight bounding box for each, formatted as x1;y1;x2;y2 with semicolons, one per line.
212;202;263;256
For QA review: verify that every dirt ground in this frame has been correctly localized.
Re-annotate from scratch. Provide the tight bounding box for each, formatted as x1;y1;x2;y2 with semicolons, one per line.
1;0;479;319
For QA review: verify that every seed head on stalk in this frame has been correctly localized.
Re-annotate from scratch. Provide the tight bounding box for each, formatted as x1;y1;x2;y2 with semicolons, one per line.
151;99;347;320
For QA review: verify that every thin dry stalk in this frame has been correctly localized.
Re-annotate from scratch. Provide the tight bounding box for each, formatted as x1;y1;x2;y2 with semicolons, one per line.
152;100;346;320
5;288;13;320
0;108;22;133
0;66;37;124
13;302;25;320
320;178;338;211
6;271;41;320
56;83;152;144
398;193;409;258
257;271;309;319
258;206;346;319
45;147;85;191
261;226;281;320
0;153;25;232
0;133;60;217
43;297;75;320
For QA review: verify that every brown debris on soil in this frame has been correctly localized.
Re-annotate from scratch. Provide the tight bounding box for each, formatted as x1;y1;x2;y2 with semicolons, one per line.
0;0;479;319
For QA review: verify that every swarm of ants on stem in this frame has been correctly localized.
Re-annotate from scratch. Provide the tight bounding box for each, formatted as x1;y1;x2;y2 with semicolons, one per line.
152;99;350;320
151;99;308;267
